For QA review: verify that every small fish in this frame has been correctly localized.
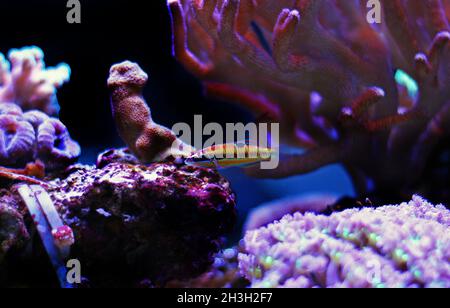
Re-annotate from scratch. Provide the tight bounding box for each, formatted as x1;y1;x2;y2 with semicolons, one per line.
185;143;277;169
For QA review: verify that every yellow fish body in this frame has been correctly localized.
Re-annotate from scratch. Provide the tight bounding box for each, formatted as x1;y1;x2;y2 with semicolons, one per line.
185;143;276;169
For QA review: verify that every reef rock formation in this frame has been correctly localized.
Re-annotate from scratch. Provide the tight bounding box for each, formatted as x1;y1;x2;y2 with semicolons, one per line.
0;103;80;171
0;47;70;115
169;0;450;201
0;196;28;263
0;158;236;287
239;196;450;288
244;194;338;231
108;61;193;163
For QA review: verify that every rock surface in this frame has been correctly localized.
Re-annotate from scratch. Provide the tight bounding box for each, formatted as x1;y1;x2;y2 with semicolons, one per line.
0;160;237;287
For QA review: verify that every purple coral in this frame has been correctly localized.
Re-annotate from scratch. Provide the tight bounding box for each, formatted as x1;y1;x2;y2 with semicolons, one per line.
96;147;140;168
0;47;70;115
108;61;193;164
0;194;28;262
168;0;450;199
239;196;450;288
0;103;80;171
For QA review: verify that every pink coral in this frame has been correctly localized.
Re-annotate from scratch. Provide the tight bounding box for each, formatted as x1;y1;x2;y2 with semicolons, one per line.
0;47;70;115
239;195;450;288
108;61;193;163
168;0;450;197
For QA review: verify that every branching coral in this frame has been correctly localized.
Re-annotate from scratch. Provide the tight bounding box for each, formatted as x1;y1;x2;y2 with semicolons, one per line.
239;195;450;288
0;103;80;171
0;46;71;115
108;61;193;163
168;0;450;199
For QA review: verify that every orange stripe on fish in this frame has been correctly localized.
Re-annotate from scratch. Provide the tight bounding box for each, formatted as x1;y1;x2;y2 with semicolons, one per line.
185;143;276;169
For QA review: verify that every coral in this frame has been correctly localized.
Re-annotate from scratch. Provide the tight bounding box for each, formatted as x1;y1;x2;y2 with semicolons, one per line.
0;197;28;263
0;46;70;115
168;0;450;200
0;103;80;171
108;61;193;164
239;196;450;288
46;161;236;286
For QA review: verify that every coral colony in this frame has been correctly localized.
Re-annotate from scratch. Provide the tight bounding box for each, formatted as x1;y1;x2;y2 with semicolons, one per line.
168;0;450;200
0;0;450;288
0;47;71;115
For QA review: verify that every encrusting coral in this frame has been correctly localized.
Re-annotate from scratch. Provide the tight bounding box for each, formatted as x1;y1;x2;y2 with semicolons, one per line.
0;199;28;263
0;103;80;171
108;61;193;164
0;47;70;115
168;0;450;200
239;195;450;288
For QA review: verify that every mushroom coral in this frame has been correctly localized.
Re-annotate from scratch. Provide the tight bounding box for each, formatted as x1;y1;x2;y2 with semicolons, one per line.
168;0;450;200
